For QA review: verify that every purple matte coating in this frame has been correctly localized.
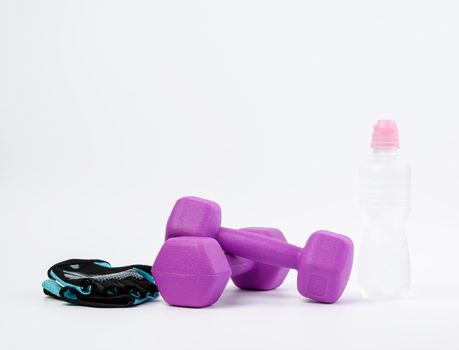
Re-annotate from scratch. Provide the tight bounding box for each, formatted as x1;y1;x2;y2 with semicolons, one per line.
166;196;222;240
152;236;284;308
166;201;289;291
152;237;274;307
165;196;354;303
217;227;301;269
152;237;231;308
230;227;289;291
218;228;353;303
225;254;255;276
298;230;354;303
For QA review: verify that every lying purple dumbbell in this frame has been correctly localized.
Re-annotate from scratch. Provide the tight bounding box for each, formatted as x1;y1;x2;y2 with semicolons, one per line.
152;196;354;307
224;227;289;291
153;227;289;307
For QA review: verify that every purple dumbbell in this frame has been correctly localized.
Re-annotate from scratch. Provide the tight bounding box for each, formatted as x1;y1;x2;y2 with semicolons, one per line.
225;227;289;290
153;227;289;307
152;196;354;307
153;232;287;308
153;237;233;307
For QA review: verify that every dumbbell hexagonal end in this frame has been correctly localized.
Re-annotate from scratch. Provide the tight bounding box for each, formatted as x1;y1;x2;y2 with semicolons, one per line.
152;237;231;308
166;196;221;240
297;230;354;303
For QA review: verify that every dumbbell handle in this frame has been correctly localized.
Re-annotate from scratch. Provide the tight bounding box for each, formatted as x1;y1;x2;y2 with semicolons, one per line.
218;227;301;270
225;254;255;277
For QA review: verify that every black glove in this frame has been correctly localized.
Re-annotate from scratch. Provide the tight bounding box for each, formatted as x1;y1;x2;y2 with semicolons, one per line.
42;259;159;308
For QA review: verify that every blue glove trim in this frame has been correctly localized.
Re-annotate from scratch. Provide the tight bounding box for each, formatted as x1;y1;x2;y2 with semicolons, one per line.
42;279;78;301
94;261;112;268
62;289;78;301
133;296;151;305
49;270;92;295
42;279;62;298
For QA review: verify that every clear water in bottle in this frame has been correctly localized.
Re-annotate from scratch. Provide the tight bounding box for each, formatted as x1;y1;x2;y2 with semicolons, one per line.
358;120;411;299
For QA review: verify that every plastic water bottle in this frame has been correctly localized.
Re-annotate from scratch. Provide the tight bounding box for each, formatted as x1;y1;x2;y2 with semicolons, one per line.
358;120;411;299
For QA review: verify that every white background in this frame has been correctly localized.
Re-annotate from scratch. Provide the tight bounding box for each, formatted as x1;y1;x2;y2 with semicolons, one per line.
1;0;459;349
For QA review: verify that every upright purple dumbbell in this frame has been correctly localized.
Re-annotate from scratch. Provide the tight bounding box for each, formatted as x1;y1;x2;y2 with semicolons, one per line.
152;196;354;307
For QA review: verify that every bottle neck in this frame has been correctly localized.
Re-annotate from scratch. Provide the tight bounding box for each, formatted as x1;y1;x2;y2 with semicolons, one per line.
372;147;399;155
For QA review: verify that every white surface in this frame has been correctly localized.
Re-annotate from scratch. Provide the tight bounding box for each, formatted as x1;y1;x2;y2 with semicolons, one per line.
3;280;459;350
1;0;459;349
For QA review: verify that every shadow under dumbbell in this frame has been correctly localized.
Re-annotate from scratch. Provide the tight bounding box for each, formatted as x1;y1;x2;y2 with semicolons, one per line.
302;297;366;306
216;289;367;308
212;286;298;309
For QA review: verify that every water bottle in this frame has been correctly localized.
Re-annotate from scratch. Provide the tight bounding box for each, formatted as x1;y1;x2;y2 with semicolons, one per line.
358;120;411;299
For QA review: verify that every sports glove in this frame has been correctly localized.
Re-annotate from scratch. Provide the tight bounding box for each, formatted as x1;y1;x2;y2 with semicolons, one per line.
42;259;159;308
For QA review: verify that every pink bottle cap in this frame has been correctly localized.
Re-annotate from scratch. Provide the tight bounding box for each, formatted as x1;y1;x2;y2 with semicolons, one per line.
371;120;399;149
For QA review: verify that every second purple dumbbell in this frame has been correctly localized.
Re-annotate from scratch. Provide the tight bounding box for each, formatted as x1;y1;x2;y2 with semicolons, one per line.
152;196;354;307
